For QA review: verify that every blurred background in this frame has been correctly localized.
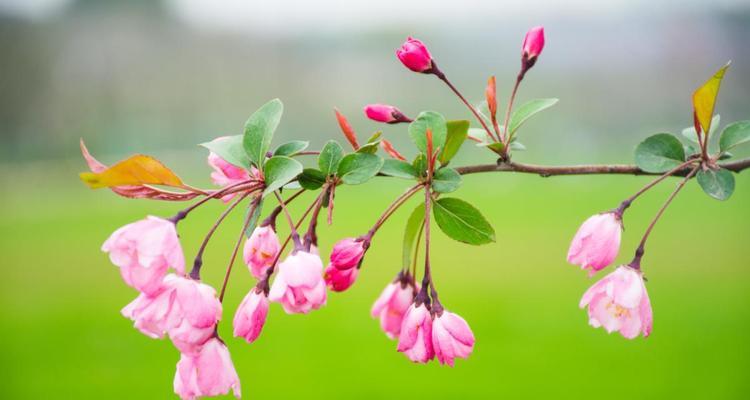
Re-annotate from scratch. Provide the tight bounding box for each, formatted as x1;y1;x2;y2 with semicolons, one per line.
1;0;749;398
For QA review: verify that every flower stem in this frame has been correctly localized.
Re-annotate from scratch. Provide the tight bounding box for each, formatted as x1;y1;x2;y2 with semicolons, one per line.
500;75;522;156
617;159;698;214
170;180;260;224
274;191;302;248
218;197;261;302
367;184;424;238
437;73;500;143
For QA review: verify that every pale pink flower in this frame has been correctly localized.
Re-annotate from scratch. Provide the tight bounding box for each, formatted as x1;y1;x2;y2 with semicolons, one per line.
329;238;367;270
243;226;281;279
324;263;359;292
233;288;269;344
363;104;411;124
522;26;545;59
371;276;416;339
397;302;434;363
268;250;327;314
208;151;250;187
431;310;475;366
102;216;184;295
579;265;653;339
567;212;622;276
174;338;241;400
396;37;433;73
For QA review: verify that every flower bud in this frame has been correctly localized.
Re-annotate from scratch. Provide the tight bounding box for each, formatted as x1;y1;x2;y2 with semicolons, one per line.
268;250;327;314
243;225;281;279
371;274;416;339
329;237;367;270
432;310;475;366
233;288;269;344
174;338;241;399
567;212;622;276
324;263;359;292
363;104;411;124
397;302;435;363
522;26;545;61
396;37;433;73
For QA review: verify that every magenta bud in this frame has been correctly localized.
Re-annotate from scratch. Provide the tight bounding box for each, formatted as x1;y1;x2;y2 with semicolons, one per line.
522;26;545;60
324;263;359;292
329;237;367;270
364;104;411;124
396;37;434;73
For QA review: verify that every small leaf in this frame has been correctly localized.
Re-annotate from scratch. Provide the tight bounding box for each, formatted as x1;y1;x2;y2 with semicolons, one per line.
243;99;284;171
80;154;184;189
697;168;735;201
357;132;382;154
337;153;384;185
409;111;447;155
510;140;526;151
508;98;558;137
439;120;469;164
432;197;495;245
719;120;750;152
318;140;344;176
298;168;327;190
380;159;418;179
634;133;686;173
274;140;309;157
412;154;427;177
693;63;729;136
432;167;461;193
334;108;360;150
201;135;251;170
682;115;720;143
402;204;425;269
244;199;264;237
262;156;303;197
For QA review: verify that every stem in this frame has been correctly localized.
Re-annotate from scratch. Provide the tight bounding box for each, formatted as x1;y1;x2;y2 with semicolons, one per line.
263;195;320;280
617;159;698;212
273;191;302;248
262;189;306;229
218;198;260;302
304;187;329;250
367;184;424;237
500;75;522;153
410;223;425;278
170;180;260;223
437;74;500;143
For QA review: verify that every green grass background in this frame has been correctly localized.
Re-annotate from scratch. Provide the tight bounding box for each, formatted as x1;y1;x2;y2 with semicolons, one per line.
2;162;748;399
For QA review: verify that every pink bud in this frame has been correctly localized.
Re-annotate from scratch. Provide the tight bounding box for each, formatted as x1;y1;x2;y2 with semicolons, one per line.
174;338;241;399
232;289;269;344
243;226;281;279
522;26;545;60
329;238;367;270
397;302;435;363
102;216;185;296
432;310;475;366
363;104;411;124
268;250;327;314
371;277;416;339
324;263;359;292
396;37;433;73
567;212;622;276
579;265;653;339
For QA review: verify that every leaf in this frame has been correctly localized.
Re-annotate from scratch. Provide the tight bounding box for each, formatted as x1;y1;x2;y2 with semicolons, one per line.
432;167;461;193
432;197;495;245
244;199;264;237
274;140;309;157
697;168;735;201
508;98;558;137
719;120;750;152
681;115;720;143
318;140;344;176
262;156;303;197
634;133;686;173
298;168;327;190
80;154;184;189
402;204;425;269
510;141;526;151
243;99;284;171
380;159;418;179
439;120;469;164
409;111;447;155
412;154;427;177
357;132;382;154
337;153;384;185
693;62;730;135
200;135;251;170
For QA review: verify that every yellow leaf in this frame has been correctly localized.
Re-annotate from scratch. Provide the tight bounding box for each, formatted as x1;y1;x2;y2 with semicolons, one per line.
692;62;730;135
80;154;184;189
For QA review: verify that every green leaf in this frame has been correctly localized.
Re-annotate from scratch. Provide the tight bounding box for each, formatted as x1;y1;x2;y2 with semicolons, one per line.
682;115;720;143
402;204;425;270
244;199;264;237
380;159;418;179
298;168;326;190
508;98;558;137
243;99;284;171
510;140;526;151
357;132;382;154
262;156;302;197
412;154;427;177
719;120;750;152
439;120;469;164
200;135;251;170
432;167;461;193
409;111;447;155
634;133;686;173
318;140;344;176
274;140;309;157
432;197;495;245
337;153;384;185
697;168;735;201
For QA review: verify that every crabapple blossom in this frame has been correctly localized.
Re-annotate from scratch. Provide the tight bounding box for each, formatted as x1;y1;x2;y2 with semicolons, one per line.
363;104;411;124
324;263;359;292
397;302;434;363
268;250;327;314
233;288;269;344
567;212;622;276
396;37;433;73
243;225;281;279
431;310;475;366
371;274;416;339
329;237;367;270
522;26;545;60
174;338;241;399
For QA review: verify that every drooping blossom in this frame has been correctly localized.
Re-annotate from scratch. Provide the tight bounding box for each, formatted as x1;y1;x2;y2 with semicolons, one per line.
396;37;433;73
522;26;545;61
363;104;411;124
208;151;251;188
579;265;653;339
324;263;359;292
243;225;281;279
329;237;367;270
371;273;416;339
233;288;269;344
567;212;622;276
431;309;475;366
397;301;434;363
174;338;241;400
102;216;184;295
268;250;327;314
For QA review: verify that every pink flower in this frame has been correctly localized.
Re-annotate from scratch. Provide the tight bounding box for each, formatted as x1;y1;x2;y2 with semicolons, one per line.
579;265;653;339
567;212;622;276
324;263;359;292
329;238;367;270
522;26;545;60
268;250;327;314
243;226;281;279
174;338;241;400
102;216;184;295
432;310;475;366
397;302;434;363
208;151;250;188
233;288;269;344
371;276;416;339
363;104;410;124
396;37;433;73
